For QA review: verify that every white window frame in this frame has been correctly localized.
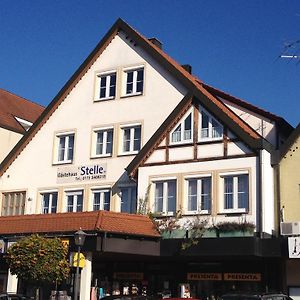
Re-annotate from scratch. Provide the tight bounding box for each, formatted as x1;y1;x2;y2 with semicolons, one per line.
170;110;193;144
54;132;75;164
65;190;83;213
153;179;177;216
94;70;117;101
1;191;26;216
41;191;58;214
122;66;144;97
92;127;114;158
185;176;212;214
199;107;223;141
120;124;142;155
120;186;137;214
92;188;111;211
219;172;249;214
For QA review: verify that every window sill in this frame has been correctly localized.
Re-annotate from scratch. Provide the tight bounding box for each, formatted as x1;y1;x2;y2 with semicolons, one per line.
52;160;73;166
118;151;139;157
198;137;223;143
94;96;115;102
183;211;210;216
121;92;143;99
169;140;193;147
91;154;113;159
218;209;248;215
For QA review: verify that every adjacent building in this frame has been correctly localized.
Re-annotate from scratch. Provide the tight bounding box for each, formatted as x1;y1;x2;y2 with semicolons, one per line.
0;19;294;299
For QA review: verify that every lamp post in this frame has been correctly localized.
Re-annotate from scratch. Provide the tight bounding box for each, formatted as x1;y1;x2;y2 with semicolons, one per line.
74;229;86;300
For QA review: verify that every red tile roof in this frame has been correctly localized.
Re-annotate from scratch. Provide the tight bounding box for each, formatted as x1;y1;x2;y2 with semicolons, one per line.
0;211;160;238
0;88;44;133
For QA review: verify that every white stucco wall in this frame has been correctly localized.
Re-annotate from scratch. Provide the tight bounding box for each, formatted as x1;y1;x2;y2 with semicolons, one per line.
0;32;187;214
0;127;22;163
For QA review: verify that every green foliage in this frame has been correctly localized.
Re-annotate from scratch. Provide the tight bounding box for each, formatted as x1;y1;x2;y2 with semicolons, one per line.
5;234;70;284
213;221;255;233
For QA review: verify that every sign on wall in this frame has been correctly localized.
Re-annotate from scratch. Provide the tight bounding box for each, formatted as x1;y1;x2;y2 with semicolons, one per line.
224;273;261;281
288;236;300;258
187;273;222;281
57;164;107;183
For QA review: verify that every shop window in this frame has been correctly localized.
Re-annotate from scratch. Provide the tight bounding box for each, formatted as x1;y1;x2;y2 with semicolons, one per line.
170;111;193;144
92;127;113;157
154;180;176;215
120;186;137;214
2;191;26;216
92;189;110;211
186;177;211;213
66;190;83;212
123;67;144;97
41;192;58;214
121;124;141;154
199;107;223;140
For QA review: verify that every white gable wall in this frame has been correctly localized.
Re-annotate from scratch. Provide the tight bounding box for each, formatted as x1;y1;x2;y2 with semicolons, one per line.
0;32;187;214
0;127;22;163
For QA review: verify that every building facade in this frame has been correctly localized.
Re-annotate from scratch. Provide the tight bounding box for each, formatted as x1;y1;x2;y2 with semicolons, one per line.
0;19;294;299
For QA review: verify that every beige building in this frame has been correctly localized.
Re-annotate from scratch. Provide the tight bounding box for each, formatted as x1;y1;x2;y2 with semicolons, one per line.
0;88;44;163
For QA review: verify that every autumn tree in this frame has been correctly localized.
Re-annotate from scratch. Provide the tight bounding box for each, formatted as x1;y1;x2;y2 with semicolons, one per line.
5;234;70;299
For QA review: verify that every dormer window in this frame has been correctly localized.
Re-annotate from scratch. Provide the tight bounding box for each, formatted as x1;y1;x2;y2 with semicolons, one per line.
171;111;193;144
199;108;223;140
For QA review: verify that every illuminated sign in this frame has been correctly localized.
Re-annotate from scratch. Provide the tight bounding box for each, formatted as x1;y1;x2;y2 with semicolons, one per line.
57;164;106;183
224;273;261;281
187;273;222;281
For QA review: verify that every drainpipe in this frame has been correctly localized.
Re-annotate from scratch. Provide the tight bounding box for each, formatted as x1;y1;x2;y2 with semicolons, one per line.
258;150;263;238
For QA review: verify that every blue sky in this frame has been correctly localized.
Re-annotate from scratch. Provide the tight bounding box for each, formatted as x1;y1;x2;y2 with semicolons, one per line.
0;0;299;126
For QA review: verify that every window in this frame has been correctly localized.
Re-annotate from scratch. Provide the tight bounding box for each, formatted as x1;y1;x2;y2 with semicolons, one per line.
56;133;75;163
154;180;176;215
2;192;26;216
222;174;249;212
92;189;110;211
124;68;144;96
41;192;58;214
93;128;113;157
199;108;223;140
121;125;141;154
171;112;193;143
66;190;83;212
120;186;137;213
186;177;211;213
95;72;116;100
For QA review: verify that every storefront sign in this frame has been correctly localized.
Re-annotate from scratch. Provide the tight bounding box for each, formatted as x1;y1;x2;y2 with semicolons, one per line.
187;273;222;281
288;237;300;258
113;272;144;280
72;252;85;268
57;163;107;183
224;273;261;281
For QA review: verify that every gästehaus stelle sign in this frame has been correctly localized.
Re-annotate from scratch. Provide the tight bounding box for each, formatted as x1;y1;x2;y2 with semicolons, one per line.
57;164;107;183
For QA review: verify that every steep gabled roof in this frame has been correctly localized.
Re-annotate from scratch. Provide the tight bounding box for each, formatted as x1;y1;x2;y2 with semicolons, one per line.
0;210;160;238
0;18;285;176
0;88;44;133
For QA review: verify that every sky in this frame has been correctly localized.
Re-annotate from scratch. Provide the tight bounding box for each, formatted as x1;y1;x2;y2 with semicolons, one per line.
0;0;299;127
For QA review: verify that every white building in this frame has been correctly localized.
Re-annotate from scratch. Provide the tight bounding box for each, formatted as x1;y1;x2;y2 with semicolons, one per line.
0;19;293;299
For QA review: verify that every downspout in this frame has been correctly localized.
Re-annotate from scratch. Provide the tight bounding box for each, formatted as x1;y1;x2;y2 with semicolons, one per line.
258;150;263;238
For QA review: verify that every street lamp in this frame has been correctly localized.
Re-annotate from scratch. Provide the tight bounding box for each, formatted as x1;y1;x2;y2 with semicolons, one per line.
74;229;86;300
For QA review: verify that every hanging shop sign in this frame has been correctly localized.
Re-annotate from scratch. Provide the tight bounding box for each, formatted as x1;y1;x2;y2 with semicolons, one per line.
187;273;222;281
113;272;144;280
57;163;107;183
72;252;85;268
224;273;261;281
288;237;300;258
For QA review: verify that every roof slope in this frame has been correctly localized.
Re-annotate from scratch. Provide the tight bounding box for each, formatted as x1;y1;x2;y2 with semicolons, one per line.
0;210;160;237
279;122;300;159
0;88;44;133
0;18;289;176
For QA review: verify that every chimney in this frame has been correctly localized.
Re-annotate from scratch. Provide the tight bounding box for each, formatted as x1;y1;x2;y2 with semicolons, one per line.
148;37;162;49
181;64;192;74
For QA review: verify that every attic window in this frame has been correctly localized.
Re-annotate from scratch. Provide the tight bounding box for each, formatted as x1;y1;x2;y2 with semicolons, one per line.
15;116;33;131
199;107;223;140
122;66;144;97
170;111;193;144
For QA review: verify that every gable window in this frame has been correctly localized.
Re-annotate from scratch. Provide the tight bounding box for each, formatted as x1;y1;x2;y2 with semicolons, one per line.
222;174;249;212
120;186;137;214
186;177;211;213
121;125;141;154
171;112;193;143
154;180;176;215
124;67;144;96
95;72;116;101
2;192;26;216
93;128;113;157
55;133;75;164
41;192;58;214
66;190;83;212
199;108;223;140
92;189;110;211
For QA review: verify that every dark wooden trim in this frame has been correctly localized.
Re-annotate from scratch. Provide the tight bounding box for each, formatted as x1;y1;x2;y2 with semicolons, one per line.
223;126;228;157
193;104;199;160
142;153;257;167
165;135;169;162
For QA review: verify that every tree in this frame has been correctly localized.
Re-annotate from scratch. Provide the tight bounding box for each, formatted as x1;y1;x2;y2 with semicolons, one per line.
5;234;70;299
